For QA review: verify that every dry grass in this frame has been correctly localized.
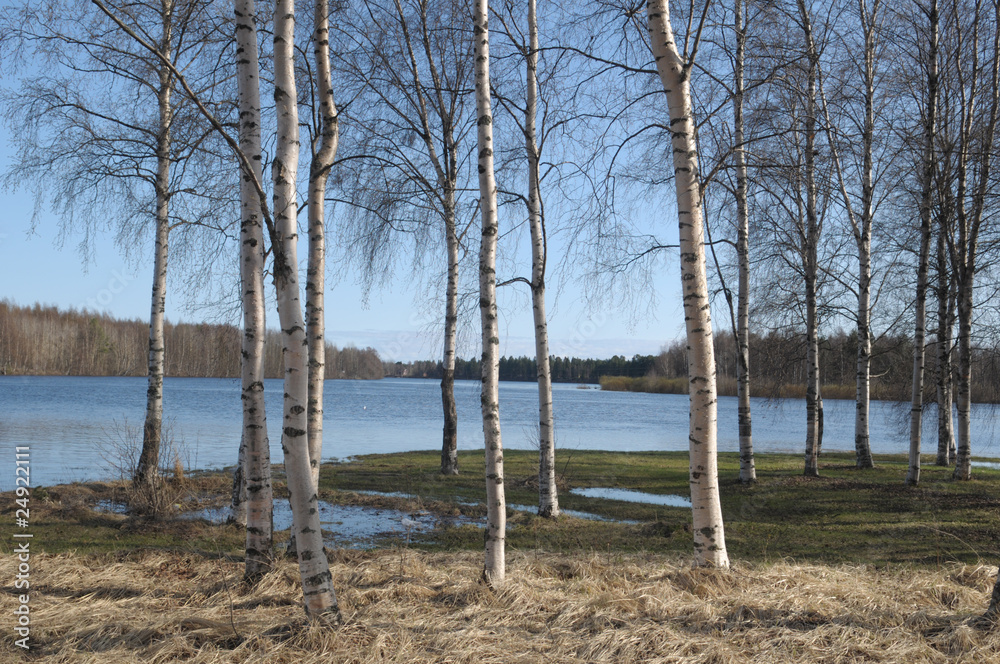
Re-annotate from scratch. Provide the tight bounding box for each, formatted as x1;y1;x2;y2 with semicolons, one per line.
4;549;999;663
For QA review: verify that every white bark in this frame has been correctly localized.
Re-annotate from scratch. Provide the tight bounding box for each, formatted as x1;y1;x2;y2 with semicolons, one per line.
797;0;821;478
272;0;339;617
306;0;340;491
525;0;558;518
235;0;273;582
936;238;955;466
646;0;728;568
135;0;173;490
441;197;460;475
951;6;1000;480
907;0;938;486
733;0;755;485
474;0;506;586
852;0;878;471
230;433;248;526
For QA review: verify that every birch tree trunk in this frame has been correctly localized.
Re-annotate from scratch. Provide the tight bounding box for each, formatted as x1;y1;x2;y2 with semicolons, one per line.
474;0;507;585
953;278;973;480
852;0;878;471
272;0;339;617
907;0;938;486
733;0;755;485
235;0;273;582
135;2;173;492
306;0;340;491
798;0;821;478
646;0;728;568
525;0;558;518
798;0;821;477
230;433;248;526
441;186;460;475
936;247;955;466
951;5;1000;481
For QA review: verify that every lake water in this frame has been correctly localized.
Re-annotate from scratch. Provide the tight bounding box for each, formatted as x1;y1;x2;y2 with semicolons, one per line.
2;375;999;489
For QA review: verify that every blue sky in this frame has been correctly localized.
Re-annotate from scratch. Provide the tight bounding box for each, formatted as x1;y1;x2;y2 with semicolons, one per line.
0;126;687;363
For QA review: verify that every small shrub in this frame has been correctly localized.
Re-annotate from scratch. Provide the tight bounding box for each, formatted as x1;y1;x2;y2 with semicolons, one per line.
100;417;187;518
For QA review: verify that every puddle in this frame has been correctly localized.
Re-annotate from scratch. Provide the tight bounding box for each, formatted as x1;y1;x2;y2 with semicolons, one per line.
357;490;637;523
94;499;129;514
569;487;691;508
96;498;478;548
971;461;1000;470
95;488;649;546
183;499;479;548
354;490;422;500
506;503;639;524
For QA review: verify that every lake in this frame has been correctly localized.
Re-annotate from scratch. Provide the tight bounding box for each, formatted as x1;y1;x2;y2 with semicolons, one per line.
2;375;998;489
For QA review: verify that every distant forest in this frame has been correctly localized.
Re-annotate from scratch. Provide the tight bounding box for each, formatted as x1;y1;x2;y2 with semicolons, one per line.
11;299;1000;403
390;330;1000;404
0;300;384;379
385;354;657;383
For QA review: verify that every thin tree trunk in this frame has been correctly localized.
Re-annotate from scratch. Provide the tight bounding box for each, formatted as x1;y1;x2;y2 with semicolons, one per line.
855;244;873;469
949;0;1000;479
272;0;339;617
473;0;506;586
647;0;729;568
953;278;973;480
817;387;824;456
852;0;879;471
235;0;273;583
526;0;558;518
441;188;460;475
135;5;173;491
907;0;938;486
306;0;340;491
936;218;955;465
798;0;821;478
734;0;755;485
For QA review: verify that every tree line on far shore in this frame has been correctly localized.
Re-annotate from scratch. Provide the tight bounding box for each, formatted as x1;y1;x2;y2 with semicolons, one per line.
389;328;1000;405
0;300;383;380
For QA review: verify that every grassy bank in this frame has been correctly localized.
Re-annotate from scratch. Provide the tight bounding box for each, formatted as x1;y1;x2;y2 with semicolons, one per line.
4;451;1000;661
318;450;1000;565
8;451;1000;566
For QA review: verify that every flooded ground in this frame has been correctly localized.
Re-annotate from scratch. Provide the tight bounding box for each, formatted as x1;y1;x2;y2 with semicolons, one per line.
568;487;692;507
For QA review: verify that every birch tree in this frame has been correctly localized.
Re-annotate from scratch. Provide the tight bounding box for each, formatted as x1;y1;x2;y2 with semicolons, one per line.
733;0;755;484
491;0;562;516
474;0;507;585
646;0;729;567
331;0;476;476
907;0;939;486
941;0;1000;481
306;0;340;491
270;0;340;616
234;0;273;581
2;0;236;502
796;0;823;478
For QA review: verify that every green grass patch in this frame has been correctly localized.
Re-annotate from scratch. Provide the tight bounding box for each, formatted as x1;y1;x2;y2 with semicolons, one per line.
319;450;1000;565
6;451;1000;568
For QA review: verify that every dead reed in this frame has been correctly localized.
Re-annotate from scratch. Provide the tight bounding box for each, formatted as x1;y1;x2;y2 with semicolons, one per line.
3;548;998;662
